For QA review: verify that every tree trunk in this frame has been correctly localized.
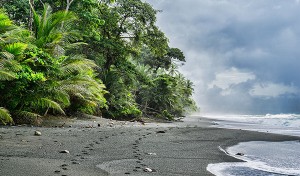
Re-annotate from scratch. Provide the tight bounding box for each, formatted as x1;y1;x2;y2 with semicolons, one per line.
66;0;75;12
61;0;74;28
28;0;34;31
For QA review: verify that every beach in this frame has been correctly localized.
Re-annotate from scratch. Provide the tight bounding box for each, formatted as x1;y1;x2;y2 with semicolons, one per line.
0;116;299;176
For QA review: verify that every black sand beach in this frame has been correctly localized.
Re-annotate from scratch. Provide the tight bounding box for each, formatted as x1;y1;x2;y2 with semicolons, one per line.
0;117;299;176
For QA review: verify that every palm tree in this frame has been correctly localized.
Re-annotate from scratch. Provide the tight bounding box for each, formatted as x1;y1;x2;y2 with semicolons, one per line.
29;2;77;56
0;6;107;124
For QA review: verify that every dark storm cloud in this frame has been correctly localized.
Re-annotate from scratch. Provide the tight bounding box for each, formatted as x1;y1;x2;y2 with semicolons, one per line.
146;0;300;114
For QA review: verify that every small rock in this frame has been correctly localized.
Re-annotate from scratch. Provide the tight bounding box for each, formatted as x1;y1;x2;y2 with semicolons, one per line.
236;152;244;156
212;122;218;125
54;170;60;173
156;131;166;134
59;150;70;154
34;131;42;136
143;168;153;172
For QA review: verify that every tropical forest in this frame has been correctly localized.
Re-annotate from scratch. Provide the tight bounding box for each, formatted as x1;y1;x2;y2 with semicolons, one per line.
0;0;196;125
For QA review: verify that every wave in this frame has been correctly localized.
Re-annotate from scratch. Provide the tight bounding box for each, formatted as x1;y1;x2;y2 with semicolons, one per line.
200;113;300;137
207;141;300;176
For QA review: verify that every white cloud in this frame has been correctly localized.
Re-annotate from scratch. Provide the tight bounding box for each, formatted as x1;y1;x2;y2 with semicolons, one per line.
209;67;256;90
208;68;256;96
250;83;299;98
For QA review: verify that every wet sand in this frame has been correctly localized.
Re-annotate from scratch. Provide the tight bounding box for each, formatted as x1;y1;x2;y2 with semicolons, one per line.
0;116;299;176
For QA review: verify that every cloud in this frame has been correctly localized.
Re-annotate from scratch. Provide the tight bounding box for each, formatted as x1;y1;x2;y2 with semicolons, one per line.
209;68;256;95
146;0;300;114
250;83;299;98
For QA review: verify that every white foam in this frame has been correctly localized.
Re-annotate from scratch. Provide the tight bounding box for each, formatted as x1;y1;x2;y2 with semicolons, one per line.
200;114;300;137
207;141;300;176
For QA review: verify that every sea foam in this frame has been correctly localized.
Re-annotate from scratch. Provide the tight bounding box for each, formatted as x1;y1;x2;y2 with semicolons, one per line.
200;114;300;175
202;114;300;137
207;141;300;176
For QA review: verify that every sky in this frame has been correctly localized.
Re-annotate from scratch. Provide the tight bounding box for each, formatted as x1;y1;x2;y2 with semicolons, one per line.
146;0;300;114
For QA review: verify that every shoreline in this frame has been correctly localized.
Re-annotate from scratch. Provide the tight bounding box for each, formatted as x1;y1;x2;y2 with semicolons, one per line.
0;116;299;176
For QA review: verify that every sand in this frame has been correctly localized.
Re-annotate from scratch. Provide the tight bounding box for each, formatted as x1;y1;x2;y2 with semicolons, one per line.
0;116;299;176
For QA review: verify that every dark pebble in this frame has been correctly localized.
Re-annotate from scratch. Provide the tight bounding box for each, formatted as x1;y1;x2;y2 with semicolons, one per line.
236;152;244;156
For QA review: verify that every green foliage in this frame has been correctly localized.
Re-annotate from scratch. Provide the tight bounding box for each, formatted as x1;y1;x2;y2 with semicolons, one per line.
135;57;197;119
101;64;142;119
30;3;78;55
0;6;107;124
0;0;29;26
0;107;13;125
0;9;14;34
0;0;197;123
4;42;27;56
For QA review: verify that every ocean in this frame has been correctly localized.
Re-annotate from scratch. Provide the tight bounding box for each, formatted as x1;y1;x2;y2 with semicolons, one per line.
200;114;300;176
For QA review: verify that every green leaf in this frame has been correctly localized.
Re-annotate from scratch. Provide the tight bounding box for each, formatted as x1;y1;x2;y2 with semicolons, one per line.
0;70;16;80
39;98;65;115
0;107;13;125
4;42;27;56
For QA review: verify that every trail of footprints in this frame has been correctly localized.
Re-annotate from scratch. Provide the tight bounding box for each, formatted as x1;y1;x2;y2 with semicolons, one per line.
53;127;171;175
124;128;161;175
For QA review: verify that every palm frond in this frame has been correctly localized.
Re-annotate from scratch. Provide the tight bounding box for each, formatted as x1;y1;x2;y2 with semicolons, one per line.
3;28;33;43
60;56;98;74
50;89;70;107
31;3;77;51
0;51;14;60
0;107;13;125
0;58;22;72
37;98;65;115
4;42;27;56
0;70;16;80
0;10;14;34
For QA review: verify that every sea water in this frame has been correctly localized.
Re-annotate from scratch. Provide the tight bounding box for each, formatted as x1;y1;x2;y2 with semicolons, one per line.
204;114;300;137
199;114;300;176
